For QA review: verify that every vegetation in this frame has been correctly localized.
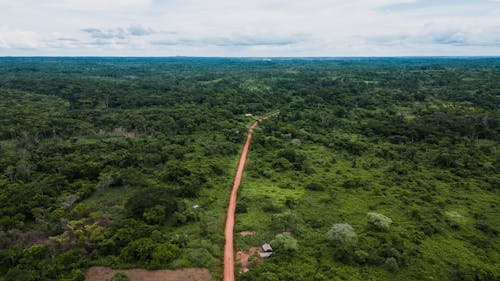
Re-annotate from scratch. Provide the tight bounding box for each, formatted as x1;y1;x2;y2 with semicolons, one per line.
367;213;393;232
0;57;498;280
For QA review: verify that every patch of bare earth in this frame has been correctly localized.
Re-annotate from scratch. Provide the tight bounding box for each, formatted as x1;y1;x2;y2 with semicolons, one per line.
236;247;263;273
239;231;255;237
85;266;211;281
9;230;50;247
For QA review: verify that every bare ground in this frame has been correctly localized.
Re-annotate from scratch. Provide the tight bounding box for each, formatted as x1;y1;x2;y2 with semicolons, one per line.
236;247;264;273
239;231;255;237
85;266;211;281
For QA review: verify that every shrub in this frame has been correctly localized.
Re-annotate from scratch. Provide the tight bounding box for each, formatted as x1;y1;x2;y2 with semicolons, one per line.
326;223;358;246
487;177;500;190
125;187;177;220
367;212;393;231
278;183;294;189
143;205;166;224
272;211;297;232
445;211;466;229
120;238;156;262
151;243;180;266
354;250;369;264
384;257;399;272
272;157;293;171
270;233;298;252
305;182;324;191
262;203;282;213
236;202;248;213
112;272;130;281
342;177;365;189
187;248;214;268
285;197;297;209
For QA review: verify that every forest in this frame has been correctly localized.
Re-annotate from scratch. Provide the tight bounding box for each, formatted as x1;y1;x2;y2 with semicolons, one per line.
0;57;498;281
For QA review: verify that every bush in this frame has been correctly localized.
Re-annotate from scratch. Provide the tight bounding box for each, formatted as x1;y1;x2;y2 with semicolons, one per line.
487;177;500;190
305;182;324;191
270;233;298;252
120;238;156;262
125;187;177;220
112;272;130;281
187;248;214;268
354;250;369;264
326;223;358;246
278;182;294;189
143;205;166;224
367;212;393;231
271;211;297;232
342;177;366;189
262;203;282;213
272;157;293;171
236;202;248;213
151;243;180;266
384;257;399;272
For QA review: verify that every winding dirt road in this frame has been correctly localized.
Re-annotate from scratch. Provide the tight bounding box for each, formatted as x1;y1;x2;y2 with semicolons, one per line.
223;113;278;281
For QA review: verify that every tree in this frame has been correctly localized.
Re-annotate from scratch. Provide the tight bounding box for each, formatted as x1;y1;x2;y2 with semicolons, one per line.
125;188;177;219
120;238;156;263
151;243;179;267
270;233;298;253
384;257;399;272
326;224;358;246
143;205;166;225
367;212;393;231
271;211;297;232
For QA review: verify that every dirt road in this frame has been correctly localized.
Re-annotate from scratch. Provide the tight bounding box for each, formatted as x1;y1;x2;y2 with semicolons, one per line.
223;112;278;281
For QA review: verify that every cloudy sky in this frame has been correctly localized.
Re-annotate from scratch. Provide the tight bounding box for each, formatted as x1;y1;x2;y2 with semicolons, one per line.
0;0;499;56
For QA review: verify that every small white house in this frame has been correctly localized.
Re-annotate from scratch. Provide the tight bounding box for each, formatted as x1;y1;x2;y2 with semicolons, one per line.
260;243;273;258
259;252;272;258
262;243;272;252
245;113;253;117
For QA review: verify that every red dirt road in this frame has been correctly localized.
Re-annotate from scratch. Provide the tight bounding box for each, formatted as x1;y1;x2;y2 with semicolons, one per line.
224;113;278;281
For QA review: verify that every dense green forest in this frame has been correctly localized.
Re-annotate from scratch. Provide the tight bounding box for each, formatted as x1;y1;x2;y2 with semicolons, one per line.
0;57;498;281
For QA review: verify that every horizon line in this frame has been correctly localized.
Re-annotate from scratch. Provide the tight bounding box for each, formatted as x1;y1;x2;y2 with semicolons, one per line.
1;55;500;59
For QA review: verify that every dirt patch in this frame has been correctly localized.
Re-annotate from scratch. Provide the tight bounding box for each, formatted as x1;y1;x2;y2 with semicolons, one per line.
122;131;139;138
9;230;50;247
239;231;255;237
236;247;264;273
85;266;211;281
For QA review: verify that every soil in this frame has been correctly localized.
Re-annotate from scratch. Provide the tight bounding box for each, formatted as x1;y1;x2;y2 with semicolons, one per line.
236;247;264;273
239;231;255;237
85;266;211;281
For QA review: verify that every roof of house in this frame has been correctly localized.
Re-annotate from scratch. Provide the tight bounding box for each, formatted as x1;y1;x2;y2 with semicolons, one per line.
262;243;273;252
259;252;272;258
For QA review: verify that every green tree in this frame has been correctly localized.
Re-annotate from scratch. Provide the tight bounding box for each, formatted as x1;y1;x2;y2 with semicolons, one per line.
151;243;180;267
143;205;166;225
270;233;298;252
121;238;156;263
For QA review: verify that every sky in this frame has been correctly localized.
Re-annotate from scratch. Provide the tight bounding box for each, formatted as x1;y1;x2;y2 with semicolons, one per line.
0;0;499;56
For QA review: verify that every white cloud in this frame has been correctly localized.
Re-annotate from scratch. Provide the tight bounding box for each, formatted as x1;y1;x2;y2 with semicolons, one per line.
0;0;498;56
0;26;43;49
41;0;153;11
